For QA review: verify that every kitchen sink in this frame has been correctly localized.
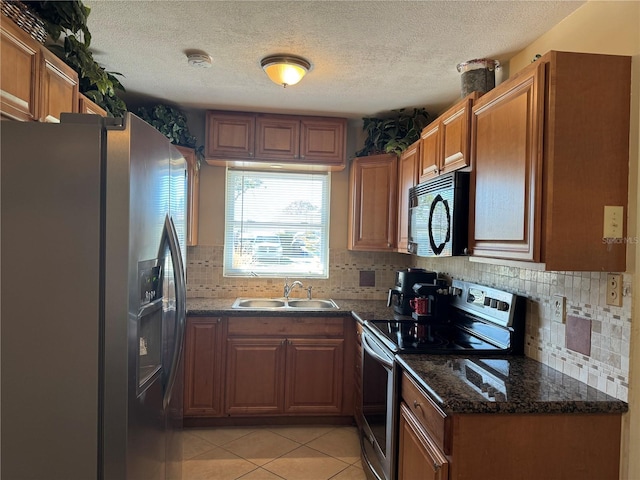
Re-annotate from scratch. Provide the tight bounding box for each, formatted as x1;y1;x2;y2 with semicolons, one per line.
286;299;339;309
234;299;286;309
231;298;339;310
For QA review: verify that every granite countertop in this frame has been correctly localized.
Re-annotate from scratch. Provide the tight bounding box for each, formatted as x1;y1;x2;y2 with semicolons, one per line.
186;297;628;416
397;354;628;415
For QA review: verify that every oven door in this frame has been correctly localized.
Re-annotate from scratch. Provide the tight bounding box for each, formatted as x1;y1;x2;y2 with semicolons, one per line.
360;328;397;480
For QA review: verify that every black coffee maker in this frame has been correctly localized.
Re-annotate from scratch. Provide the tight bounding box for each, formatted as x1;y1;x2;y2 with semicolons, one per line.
387;268;437;315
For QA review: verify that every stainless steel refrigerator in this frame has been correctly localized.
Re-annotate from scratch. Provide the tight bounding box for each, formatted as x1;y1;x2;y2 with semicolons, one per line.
1;113;187;480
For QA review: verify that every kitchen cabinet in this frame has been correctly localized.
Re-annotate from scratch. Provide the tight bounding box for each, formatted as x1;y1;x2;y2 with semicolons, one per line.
398;369;622;480
398;403;449;480
184;317;225;417
174;146;200;246
1;17;79;123
397;140;420;253
205;111;255;159
348;153;398;251
38;48;78;122
1;17;40;121
418;92;478;182
224;316;349;416
205;110;347;170
470;51;631;271
78;93;107;117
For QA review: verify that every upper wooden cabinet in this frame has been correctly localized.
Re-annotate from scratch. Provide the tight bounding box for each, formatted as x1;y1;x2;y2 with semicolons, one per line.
205;110;347;171
175;146;200;247
348;153;398;251
397;141;420;253
205;111;255;159
419;92;478;182
1;18;78;123
470;51;631;271
78;94;107;117
1;18;40;121
39;48;79;122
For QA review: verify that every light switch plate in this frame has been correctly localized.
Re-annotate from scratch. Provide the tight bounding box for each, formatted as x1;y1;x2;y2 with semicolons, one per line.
603;206;624;239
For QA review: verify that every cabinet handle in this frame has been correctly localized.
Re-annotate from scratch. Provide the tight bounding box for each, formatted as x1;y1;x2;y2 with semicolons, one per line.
413;400;422;409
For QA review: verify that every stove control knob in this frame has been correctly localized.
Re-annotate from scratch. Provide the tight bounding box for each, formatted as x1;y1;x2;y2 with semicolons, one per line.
490;299;498;308
449;287;462;296
497;301;509;311
483;297;491;306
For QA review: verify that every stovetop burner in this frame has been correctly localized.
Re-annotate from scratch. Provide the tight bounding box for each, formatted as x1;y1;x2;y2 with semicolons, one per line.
364;279;526;355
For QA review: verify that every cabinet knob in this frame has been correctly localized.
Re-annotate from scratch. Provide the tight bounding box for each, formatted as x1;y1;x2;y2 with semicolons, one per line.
413;400;422;409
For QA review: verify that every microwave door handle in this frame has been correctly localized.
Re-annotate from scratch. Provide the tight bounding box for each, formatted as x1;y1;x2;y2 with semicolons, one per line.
162;215;186;410
362;331;394;369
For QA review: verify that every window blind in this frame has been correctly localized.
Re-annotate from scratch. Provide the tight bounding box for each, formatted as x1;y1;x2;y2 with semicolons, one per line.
223;169;330;278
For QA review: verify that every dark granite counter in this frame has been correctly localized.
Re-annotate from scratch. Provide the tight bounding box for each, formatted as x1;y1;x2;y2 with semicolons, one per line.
397;354;628;415
186;297;627;416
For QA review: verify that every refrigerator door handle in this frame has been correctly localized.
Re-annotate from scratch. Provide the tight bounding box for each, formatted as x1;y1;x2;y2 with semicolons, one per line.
163;215;186;409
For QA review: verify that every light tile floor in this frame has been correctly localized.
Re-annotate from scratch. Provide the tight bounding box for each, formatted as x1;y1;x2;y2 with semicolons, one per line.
183;425;367;480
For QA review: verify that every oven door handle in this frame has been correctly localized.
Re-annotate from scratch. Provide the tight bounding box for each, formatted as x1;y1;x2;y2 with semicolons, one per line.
362;331;394;369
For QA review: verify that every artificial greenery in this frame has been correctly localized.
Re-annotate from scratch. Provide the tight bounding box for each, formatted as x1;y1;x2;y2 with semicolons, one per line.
355;107;431;157
137;104;205;165
25;0;127;117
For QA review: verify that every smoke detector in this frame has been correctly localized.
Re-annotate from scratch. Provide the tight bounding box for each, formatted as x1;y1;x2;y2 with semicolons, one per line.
187;53;213;68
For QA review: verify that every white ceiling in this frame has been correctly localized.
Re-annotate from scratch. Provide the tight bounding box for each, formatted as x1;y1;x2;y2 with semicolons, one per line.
84;0;585;119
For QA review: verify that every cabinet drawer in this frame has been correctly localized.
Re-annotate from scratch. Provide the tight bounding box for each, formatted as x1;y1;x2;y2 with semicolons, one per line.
401;371;449;453
228;317;344;337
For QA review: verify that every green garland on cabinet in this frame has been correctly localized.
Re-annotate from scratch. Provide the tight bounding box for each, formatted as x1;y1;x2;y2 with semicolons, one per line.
137;104;205;167
24;0;127;117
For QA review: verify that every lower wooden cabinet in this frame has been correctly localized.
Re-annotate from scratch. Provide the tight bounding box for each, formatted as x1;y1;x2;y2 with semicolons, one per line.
184;315;354;420
398;403;449;480
225;336;344;415
184;317;224;417
398;370;622;480
225;317;346;416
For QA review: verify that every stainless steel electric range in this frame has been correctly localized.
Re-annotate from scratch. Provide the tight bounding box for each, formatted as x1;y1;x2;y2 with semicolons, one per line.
359;279;526;480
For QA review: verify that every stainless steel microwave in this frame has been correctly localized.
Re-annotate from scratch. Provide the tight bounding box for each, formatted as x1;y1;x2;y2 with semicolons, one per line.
408;171;470;257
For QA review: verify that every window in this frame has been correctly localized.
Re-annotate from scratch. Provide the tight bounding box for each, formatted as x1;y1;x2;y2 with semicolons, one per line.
224;169;330;278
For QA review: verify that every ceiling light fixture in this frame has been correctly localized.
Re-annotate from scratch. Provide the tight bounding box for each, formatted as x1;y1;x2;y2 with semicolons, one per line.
260;55;311;87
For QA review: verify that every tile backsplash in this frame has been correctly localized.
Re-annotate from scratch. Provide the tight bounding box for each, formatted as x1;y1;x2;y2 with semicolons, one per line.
187;245;633;402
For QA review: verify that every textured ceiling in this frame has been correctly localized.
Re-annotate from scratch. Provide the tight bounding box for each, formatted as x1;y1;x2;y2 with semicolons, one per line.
84;0;584;119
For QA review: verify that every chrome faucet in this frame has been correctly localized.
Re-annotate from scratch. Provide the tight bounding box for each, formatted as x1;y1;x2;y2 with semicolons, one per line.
283;278;304;299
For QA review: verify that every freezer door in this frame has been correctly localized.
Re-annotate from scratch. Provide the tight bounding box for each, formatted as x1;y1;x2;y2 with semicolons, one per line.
102;113;185;480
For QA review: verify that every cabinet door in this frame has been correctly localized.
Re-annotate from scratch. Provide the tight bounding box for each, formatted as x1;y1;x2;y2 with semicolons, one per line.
78;93;107;116
397;141;420;253
206;111;255;158
284;338;344;414
175;146;199;246
398;403;449;480
255;115;300;160
300;118;346;166
39;48;78;123
419;122;440;181
440;94;475;174
225;337;286;415
470;66;544;261
184;317;224;417
348;153;398;251
1;19;39;121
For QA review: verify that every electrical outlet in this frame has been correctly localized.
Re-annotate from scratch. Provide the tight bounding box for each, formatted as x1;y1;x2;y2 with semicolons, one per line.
606;273;623;307
552;295;566;323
